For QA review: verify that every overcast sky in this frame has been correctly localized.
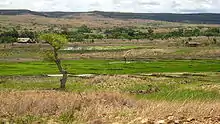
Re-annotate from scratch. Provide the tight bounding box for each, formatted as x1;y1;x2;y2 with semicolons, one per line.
0;0;219;13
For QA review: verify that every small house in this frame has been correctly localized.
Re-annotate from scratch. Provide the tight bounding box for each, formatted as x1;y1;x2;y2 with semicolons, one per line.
17;38;35;43
185;41;201;47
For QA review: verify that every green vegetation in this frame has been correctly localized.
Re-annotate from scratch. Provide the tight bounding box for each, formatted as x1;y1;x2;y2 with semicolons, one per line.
1;60;220;76
0;77;93;92
0;28;36;43
1;72;220;101
127;83;220;101
1;24;220;44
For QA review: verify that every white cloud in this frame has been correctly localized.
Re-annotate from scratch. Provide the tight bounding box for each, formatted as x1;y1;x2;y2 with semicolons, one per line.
0;0;219;13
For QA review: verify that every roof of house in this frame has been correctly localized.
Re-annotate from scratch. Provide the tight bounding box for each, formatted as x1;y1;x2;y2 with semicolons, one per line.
187;42;201;45
17;38;32;43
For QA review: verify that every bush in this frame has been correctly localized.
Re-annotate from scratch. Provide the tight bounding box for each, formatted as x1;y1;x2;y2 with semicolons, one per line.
0;36;17;44
212;38;217;44
188;37;193;41
77;25;92;33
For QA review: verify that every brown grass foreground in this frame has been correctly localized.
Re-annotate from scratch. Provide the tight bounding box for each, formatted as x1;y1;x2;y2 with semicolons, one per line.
0;91;220;123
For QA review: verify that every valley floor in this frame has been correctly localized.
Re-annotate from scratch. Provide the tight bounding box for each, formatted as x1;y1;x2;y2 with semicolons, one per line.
1;38;220;123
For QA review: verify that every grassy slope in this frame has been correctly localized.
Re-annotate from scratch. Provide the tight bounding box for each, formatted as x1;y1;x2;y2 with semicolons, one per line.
1;73;220;101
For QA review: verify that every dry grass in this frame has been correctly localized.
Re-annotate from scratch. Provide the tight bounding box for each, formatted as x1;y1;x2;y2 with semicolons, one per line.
0;91;220;123
88;75;150;91
2;14;219;31
65;47;176;60
0;15;166;29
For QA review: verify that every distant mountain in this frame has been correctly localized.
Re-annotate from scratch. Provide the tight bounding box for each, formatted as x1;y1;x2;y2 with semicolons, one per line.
94;11;220;24
0;9;47;16
0;9;87;18
1;9;220;24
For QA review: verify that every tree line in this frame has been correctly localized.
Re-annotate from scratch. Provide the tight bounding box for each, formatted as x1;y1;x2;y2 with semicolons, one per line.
1;25;220;44
0;28;36;44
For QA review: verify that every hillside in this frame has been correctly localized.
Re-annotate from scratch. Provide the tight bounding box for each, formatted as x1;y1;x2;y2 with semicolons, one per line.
0;9;220;24
95;11;220;24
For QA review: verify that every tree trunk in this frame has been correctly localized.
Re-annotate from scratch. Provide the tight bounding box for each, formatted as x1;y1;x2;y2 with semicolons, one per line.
54;49;68;89
124;56;127;64
60;70;68;89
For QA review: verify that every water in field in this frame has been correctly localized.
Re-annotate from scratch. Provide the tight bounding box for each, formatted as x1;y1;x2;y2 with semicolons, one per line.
63;46;140;51
63;47;83;51
109;61;150;64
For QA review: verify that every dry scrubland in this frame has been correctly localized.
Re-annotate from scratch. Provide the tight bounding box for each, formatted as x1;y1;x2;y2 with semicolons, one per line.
1;14;218;31
1;91;220;124
1;14;220;123
0;15;160;29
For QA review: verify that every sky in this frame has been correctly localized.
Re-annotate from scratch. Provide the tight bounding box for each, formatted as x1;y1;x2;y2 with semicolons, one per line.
0;0;220;13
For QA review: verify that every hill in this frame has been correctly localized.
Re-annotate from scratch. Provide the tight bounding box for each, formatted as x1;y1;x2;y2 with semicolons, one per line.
0;9;220;24
94;11;220;24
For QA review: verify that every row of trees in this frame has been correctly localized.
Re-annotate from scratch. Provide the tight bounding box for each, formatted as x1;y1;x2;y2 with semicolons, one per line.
1;26;220;44
154;28;220;40
103;27;220;40
45;25;104;42
104;27;154;40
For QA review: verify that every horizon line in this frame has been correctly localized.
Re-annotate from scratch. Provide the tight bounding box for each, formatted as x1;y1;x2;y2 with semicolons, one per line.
0;9;220;14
